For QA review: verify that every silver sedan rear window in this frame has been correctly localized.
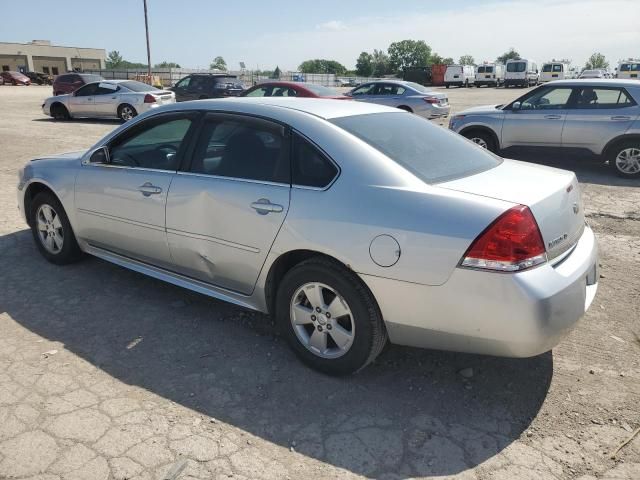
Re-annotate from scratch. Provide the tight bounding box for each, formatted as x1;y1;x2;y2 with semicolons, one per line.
331;112;501;183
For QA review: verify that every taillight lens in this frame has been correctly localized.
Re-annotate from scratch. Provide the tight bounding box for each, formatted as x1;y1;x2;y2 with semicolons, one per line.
143;94;156;103
460;205;547;272
424;97;439;104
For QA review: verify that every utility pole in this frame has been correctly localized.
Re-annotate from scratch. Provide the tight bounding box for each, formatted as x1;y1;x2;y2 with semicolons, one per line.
143;0;151;81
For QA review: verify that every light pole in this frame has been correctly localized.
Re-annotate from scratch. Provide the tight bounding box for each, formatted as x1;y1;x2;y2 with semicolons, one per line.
143;0;151;81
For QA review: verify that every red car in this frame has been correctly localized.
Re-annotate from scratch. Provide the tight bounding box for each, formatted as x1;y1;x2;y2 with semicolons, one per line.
52;73;104;96
241;81;350;100
1;71;31;86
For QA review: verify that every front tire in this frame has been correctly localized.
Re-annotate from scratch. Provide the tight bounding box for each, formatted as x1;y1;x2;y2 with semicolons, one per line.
118;104;137;122
29;192;82;265
609;141;640;178
51;103;70;120
463;130;497;153
276;257;387;375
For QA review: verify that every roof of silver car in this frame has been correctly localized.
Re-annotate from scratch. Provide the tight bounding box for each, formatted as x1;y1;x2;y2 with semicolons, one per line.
159;97;401;120
545;79;640;88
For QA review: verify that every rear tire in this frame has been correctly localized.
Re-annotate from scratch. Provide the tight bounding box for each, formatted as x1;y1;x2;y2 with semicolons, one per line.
276;257;387;375
118;104;137;122
463;130;497;153
609;140;640;178
29;192;82;265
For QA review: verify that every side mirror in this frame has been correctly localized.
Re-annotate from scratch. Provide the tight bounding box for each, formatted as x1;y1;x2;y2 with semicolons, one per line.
88;146;109;164
512;101;522;111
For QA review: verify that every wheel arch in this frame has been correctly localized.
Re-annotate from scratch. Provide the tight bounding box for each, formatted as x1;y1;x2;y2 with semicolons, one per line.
602;134;640;159
23;181;61;227
397;105;413;113
459;125;500;150
264;249;369;317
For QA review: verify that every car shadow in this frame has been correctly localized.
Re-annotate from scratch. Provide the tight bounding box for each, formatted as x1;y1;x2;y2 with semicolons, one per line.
0;229;552;478
502;147;639;187
32;118;122;126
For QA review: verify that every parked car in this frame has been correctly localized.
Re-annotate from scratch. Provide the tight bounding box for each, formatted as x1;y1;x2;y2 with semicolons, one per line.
540;62;571;83
475;64;505;87
25;71;53;85
17;98;598;375
617;60;640;80
1;71;31;85
42;80;175;121
52;73;104;96
505;59;539;87
170;74;245;101
241;81;349;99
449;79;640;177
579;69;606;79
444;65;475;88
345;80;449;119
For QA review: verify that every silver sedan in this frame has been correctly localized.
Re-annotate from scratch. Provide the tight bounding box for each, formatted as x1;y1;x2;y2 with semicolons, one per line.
42;80;176;122
18;98;597;375
345;80;450;119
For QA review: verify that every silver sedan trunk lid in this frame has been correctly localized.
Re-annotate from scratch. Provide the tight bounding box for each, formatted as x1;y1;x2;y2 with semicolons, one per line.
438;159;585;260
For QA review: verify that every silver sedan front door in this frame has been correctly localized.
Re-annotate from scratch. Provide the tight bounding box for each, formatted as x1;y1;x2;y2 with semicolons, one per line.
93;82;121;117
166;113;291;295
67;83;97;117
75;113;198;268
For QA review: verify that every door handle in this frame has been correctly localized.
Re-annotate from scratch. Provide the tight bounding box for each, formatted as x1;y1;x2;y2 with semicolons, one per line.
544;114;562;119
138;182;163;197
251;199;283;215
611;116;631;121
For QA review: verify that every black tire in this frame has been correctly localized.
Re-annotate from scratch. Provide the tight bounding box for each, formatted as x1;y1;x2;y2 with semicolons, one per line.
118;104;137;122
608;140;640;178
397;105;413;113
276;257;387;375
445;85;450;89
29;191;82;265
51;103;70;120
462;129;497;153
198;95;209;100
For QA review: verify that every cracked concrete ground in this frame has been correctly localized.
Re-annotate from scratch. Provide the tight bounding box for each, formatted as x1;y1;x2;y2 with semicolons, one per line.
0;86;638;480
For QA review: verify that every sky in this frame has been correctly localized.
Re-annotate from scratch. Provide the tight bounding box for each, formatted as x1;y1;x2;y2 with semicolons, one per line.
2;0;639;71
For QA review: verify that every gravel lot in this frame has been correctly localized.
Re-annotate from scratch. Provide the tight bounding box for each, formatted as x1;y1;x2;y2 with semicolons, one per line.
0;85;638;480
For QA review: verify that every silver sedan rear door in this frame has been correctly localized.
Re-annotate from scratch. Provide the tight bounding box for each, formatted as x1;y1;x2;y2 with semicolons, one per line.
166;113;291;295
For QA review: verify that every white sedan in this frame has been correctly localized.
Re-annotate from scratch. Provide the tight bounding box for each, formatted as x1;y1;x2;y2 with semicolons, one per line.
42;80;176;122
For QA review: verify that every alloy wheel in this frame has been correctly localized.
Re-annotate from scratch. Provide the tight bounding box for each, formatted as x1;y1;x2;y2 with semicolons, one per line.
470;137;489;149
36;204;64;254
290;282;355;359
615;147;640;175
120;106;134;121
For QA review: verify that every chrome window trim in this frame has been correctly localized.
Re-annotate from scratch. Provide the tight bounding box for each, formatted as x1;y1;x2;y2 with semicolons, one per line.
176;170;290;188
81;162;177;175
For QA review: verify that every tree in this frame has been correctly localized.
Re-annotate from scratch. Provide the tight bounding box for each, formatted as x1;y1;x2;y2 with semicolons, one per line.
497;48;520;64
272;66;281;79
298;59;347;75
371;49;391;77
459;55;475;66
154;61;181;68
355;52;373;77
210;56;227;70
585;52;608;70
442;57;454;65
106;50;124;69
388;40;432;74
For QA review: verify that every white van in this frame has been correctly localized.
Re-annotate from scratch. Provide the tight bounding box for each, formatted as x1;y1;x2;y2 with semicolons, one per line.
505;59;539;87
444;65;475;88
474;63;505;87
540;62;570;83
617;60;640;80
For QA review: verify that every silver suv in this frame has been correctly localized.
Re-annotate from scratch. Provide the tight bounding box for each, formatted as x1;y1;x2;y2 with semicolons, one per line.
449;79;640;178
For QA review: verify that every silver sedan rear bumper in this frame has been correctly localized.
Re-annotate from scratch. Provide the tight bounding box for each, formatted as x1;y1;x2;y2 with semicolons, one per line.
361;225;598;357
